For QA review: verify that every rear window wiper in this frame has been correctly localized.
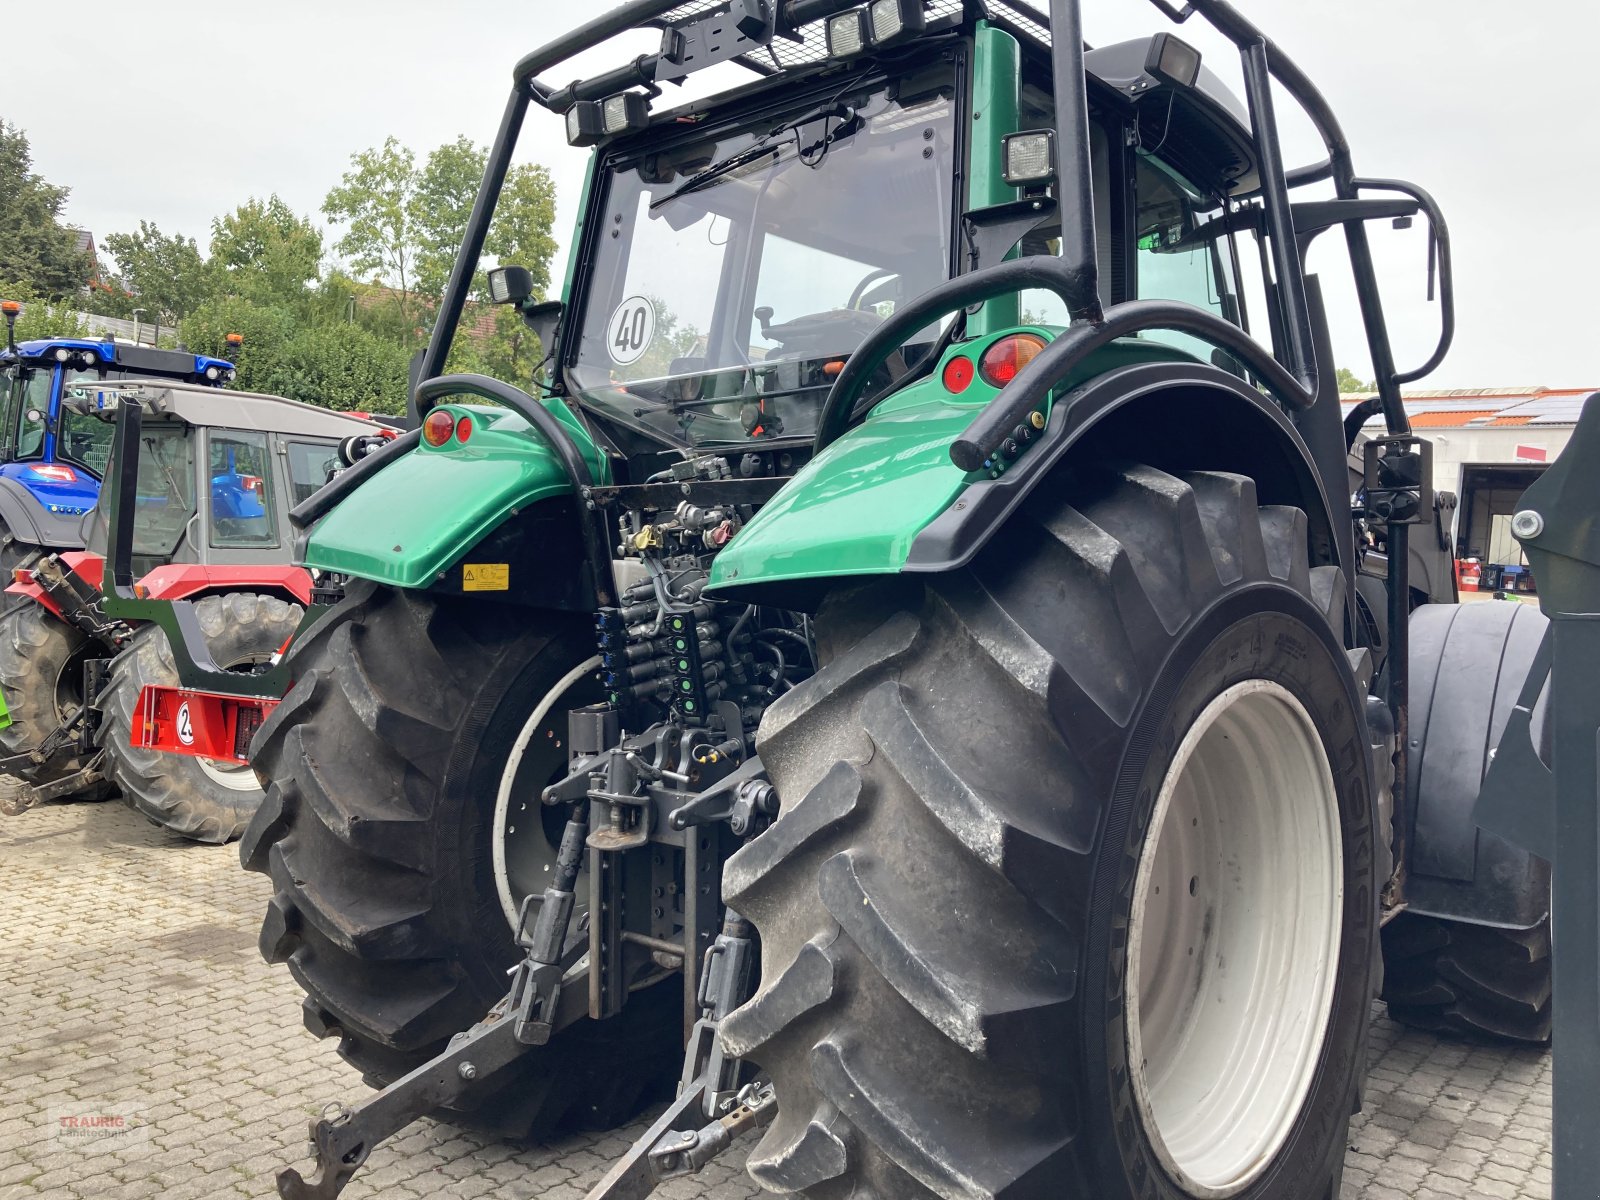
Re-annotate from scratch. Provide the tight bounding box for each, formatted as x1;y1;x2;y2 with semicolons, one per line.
650;101;860;210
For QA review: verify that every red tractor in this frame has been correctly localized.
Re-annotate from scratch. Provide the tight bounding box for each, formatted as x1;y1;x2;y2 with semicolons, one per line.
0;378;389;841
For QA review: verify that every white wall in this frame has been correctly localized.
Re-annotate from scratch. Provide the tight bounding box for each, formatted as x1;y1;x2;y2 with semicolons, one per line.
1420;425;1571;501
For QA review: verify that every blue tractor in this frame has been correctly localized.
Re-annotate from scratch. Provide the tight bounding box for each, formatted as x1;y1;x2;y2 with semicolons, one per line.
0;300;236;581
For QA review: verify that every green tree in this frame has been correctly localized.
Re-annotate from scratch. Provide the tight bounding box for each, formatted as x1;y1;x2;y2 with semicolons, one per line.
0;285;91;342
263;324;410;414
179;297;298;393
0;122;91;299
486;163;559;298
1336;366;1375;394
102;221;211;324
322;137;420;323
413;136;485;303
210;196;323;308
325;135;560;332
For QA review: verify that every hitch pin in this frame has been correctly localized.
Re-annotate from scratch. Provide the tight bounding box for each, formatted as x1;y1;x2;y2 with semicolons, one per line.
623;750;689;786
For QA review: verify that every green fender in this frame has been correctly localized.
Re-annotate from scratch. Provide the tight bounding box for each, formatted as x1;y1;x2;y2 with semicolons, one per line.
706;332;1201;596
301;401;607;589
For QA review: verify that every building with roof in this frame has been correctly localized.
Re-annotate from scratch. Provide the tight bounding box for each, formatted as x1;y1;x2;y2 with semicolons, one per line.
1344;387;1594;586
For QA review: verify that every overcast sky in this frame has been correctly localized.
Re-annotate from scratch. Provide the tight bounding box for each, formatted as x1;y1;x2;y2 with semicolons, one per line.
8;1;1594;389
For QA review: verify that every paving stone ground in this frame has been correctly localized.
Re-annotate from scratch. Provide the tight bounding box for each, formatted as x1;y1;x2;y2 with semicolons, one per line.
0;799;1552;1200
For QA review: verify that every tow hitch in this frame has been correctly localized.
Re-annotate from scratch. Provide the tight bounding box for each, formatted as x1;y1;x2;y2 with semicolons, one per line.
276;709;773;1200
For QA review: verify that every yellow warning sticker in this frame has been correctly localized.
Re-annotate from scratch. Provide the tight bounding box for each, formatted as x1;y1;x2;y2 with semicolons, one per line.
462;563;510;592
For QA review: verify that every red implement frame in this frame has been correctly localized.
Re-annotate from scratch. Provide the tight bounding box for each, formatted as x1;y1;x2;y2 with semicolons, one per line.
132;685;279;765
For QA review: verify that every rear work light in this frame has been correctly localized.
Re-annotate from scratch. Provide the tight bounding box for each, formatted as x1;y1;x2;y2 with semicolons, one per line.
979;334;1046;388
422;409;456;446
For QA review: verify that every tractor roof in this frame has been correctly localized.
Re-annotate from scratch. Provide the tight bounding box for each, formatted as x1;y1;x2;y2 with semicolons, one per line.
83;380;386;439
610;3;1255;189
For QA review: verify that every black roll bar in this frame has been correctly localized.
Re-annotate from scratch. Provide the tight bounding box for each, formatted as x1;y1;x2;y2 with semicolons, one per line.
289;429;421;530
814;262;1314;462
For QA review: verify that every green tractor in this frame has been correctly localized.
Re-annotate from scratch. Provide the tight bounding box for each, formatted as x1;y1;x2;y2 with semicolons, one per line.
240;1;1550;1196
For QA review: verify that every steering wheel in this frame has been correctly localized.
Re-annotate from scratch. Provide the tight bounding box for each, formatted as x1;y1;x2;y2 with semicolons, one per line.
848;267;900;311
757;307;886;357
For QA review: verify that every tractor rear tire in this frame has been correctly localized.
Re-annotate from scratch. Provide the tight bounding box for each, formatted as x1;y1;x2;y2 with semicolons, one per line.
99;593;303;844
0;600;108;793
240;579;681;1137
725;464;1376;1200
0;532;40;613
1381;600;1552;1044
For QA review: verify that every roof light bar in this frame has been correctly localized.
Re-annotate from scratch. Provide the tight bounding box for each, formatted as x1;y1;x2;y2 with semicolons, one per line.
827;0;925;58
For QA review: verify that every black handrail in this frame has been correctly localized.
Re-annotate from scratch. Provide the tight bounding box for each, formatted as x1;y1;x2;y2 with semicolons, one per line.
813;257;1094;453
413;374;615;607
289;428;421;530
1355;176;1455;385
811;261;1316;469
948;299;1316;472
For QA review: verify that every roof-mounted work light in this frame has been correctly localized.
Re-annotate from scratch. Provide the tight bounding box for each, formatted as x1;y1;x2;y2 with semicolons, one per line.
826;9;868;57
828;0;924;58
1144;33;1203;89
487;266;536;306
869;0;925;45
566;92;650;147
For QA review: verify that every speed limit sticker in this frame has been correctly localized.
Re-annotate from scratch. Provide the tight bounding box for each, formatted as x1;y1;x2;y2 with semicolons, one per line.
176;702;195;746
607;295;656;366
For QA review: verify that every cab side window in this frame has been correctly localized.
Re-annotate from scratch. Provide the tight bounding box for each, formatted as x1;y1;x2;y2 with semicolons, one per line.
285;440;340;507
209;429;278;548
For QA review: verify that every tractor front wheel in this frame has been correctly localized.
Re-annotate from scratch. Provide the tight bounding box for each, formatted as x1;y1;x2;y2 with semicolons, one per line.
726;464;1376;1200
99;592;303;843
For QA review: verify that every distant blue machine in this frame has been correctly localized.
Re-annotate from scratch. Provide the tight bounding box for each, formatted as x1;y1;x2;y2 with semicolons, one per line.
0;309;235;568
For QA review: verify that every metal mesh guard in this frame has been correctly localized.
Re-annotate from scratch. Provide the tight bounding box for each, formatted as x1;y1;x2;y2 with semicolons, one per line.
656;0;1052;74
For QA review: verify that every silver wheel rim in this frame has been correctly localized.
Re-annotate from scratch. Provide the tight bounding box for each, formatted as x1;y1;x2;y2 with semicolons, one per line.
492;656;601;934
190;648;270;793
1127;679;1343;1197
196;755;260;791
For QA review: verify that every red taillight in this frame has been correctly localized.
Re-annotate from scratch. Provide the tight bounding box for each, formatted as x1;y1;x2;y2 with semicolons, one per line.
978;334;1046;388
942;356;975;394
455;415;473;443
27;464;79;483
422;410;456;446
242;475;264;497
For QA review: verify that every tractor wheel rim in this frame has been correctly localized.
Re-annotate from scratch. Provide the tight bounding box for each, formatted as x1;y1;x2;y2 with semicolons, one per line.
195;649;271;792
1127;679;1343;1197
492;656;602;934
195;755;260;791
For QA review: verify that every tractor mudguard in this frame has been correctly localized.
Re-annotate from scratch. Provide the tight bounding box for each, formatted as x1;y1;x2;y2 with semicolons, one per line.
708;360;1340;606
1404;599;1551;930
300;402;607;591
5;551;105;621
134;564;312;607
0;475;90;551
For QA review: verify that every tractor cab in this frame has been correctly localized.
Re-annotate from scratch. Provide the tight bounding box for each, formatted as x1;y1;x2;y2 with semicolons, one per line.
63;380;363;579
0;378;387;837
0;314;237;560
501;7;1271;472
